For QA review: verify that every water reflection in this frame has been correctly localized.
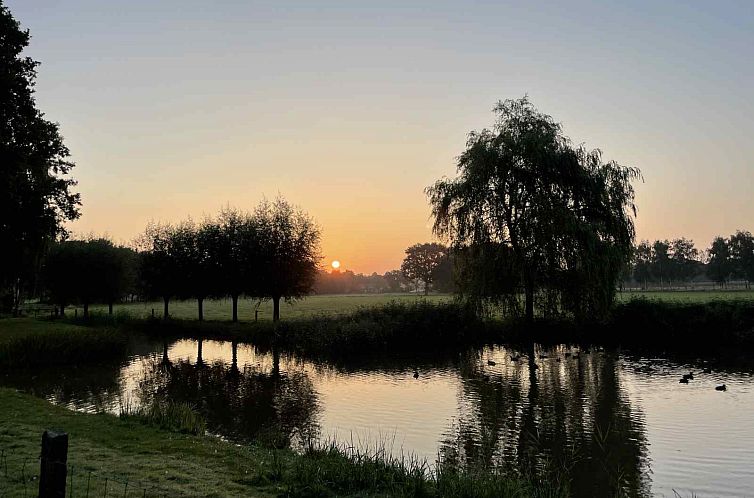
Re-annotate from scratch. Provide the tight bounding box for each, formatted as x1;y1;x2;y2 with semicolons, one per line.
135;341;319;446
441;347;649;496
5;337;754;497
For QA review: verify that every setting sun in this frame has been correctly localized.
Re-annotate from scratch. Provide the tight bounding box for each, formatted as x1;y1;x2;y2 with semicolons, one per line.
331;260;341;269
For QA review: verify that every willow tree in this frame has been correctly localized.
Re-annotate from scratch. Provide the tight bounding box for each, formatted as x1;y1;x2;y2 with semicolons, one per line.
427;97;640;323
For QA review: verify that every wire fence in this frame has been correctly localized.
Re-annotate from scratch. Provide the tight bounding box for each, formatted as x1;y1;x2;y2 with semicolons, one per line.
0;447;182;497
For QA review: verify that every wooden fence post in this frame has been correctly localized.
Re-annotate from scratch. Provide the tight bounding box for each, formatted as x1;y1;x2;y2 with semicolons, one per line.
39;430;68;498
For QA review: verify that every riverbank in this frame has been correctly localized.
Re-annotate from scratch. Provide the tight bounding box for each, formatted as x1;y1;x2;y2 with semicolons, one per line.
0;388;562;497
0;318;126;369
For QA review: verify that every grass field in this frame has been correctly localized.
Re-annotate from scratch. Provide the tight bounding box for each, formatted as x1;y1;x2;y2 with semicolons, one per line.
76;293;451;322
617;290;754;303
62;291;754;322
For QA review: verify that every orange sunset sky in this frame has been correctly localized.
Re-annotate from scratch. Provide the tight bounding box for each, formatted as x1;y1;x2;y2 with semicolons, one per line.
10;1;753;274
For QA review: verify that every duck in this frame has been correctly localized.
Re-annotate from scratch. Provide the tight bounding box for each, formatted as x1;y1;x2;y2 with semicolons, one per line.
510;356;520;362
555;358;562;363
682;372;694;381
564;352;572;358
487;359;497;366
702;367;712;374
679;377;689;384
715;384;727;391
413;368;419;379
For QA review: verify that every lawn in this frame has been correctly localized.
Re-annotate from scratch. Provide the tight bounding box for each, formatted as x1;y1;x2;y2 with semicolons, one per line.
0;389;554;497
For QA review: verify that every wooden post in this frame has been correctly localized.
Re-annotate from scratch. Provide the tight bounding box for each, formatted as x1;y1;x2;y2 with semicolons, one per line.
39;430;68;498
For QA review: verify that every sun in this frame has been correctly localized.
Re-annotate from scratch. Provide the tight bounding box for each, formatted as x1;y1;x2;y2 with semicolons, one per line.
331;260;341;269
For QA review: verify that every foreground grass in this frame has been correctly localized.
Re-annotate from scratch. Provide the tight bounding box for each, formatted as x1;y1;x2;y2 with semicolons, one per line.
0;389;561;497
0;318;126;369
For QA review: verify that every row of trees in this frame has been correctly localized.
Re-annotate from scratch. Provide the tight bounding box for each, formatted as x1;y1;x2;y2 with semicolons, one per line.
631;232;754;288
40;198;320;321
138;198;319;322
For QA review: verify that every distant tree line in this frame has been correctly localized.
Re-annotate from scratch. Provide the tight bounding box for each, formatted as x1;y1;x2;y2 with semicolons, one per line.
630;231;754;289
38;198;320;321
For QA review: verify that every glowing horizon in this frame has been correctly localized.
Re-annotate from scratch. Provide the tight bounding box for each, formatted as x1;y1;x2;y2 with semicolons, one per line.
10;0;753;274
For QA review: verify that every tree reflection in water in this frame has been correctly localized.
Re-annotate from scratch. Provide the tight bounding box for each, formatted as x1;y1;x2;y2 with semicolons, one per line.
136;343;320;448
440;346;650;497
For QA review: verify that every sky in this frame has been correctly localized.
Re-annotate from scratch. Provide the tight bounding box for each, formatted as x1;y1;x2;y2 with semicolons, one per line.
7;0;754;274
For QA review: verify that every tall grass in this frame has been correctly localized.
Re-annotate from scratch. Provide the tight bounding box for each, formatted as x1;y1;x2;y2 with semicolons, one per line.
0;318;127;369
286;437;567;498
119;399;206;436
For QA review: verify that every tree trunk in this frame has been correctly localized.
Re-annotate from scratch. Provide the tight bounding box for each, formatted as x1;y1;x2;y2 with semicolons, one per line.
83;302;89;319
272;295;281;322
424;281;429;296
163;296;169;319
108;302;113;315
197;297;204;321
232;294;239;322
59;304;65;317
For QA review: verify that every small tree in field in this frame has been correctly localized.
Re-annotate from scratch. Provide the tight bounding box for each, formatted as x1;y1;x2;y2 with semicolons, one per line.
730;231;754;289
138;223;181;318
256;198;320;322
707;236;733;288
400;243;448;295
215;209;258;322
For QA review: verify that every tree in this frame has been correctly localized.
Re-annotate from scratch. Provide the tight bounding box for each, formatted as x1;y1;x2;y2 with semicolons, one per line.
632;241;653;289
0;2;80;314
650;240;671;288
138;223;181;318
400;243;448;295
256;198;320;321
669;238;701;286
41;238;132;317
729;230;754;289
707;236;732;288
427;97;640;322
215;209;257;322
383;270;408;293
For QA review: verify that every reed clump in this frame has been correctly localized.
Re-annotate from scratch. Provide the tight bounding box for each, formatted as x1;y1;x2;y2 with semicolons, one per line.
119;399;206;436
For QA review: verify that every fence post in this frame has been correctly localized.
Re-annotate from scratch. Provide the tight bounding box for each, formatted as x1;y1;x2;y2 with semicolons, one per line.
39;430;68;498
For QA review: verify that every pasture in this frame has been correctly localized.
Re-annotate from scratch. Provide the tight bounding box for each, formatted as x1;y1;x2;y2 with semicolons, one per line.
64;290;754;322
80;293;451;321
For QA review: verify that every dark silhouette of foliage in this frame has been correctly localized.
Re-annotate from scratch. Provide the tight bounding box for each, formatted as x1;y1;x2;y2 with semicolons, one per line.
427;97;640;322
730;230;754;289
41;238;133;316
138;223;182;318
400;243;448;295
255;197;320;321
707;236;733;287
0;2;80;314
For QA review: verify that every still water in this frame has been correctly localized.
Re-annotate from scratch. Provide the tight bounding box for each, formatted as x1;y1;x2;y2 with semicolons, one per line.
5;338;754;497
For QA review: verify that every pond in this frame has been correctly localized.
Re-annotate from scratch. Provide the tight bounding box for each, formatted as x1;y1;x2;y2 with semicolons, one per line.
4;337;754;497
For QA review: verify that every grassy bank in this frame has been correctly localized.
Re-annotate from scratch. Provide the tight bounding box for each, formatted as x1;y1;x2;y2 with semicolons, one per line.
0;388;562;497
0;318;127;369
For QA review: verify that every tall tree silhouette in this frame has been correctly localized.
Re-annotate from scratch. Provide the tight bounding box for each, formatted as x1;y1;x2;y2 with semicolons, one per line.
256;198;320;321
428;97;640;322
0;2;80;314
